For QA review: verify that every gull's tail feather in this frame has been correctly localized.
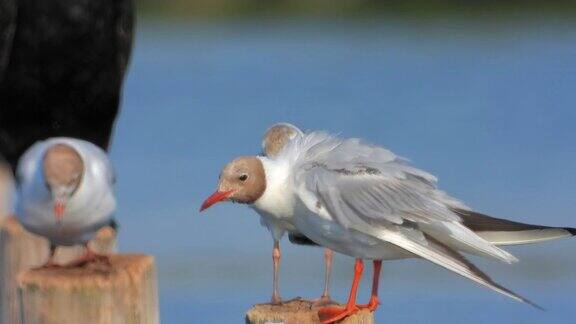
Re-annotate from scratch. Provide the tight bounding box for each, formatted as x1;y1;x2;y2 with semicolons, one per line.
455;209;576;246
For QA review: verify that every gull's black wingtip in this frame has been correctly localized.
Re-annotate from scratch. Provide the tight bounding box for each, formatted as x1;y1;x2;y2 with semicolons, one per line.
566;227;576;236
526;298;546;312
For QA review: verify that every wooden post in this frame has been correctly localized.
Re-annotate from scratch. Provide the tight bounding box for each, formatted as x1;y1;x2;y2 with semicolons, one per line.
18;254;159;324
0;163;13;219
0;217;117;324
245;299;374;324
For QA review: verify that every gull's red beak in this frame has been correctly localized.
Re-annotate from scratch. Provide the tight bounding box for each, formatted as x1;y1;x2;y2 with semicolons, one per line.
54;201;65;222
200;190;233;212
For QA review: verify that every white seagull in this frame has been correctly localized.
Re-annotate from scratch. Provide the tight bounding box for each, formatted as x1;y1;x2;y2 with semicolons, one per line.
201;131;575;323
260;123;336;305
16;137;116;267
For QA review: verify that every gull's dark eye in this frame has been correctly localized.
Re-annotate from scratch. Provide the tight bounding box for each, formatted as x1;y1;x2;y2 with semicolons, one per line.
239;174;248;181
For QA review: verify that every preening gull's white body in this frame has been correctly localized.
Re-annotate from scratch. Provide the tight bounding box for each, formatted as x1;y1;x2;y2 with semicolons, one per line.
202;131;575;323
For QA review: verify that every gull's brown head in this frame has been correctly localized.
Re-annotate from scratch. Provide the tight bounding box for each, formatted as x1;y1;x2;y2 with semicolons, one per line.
43;143;84;221
262;123;302;158
200;156;266;211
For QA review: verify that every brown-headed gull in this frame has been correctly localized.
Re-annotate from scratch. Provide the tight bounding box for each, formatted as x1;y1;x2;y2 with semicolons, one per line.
16;137;116;267
201;131;575;323
260;123;335;305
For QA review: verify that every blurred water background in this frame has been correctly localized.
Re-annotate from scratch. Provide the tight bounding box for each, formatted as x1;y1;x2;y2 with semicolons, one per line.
110;1;576;323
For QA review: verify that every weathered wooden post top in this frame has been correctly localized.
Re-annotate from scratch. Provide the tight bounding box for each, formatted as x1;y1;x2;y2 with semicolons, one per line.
246;299;374;324
18;254;159;324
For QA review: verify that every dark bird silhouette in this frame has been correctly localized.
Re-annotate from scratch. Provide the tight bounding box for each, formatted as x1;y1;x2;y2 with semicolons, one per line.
0;0;134;172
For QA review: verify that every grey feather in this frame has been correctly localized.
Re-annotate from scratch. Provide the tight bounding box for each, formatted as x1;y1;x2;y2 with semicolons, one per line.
422;235;542;310
349;219;541;308
456;209;576;245
294;132;517;263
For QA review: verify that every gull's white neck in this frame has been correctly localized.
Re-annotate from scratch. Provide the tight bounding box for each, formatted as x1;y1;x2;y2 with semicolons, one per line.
251;156;294;220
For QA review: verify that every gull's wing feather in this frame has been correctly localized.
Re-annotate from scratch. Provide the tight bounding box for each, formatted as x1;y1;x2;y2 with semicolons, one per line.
457;209;576;246
287;132;546;306
373;226;540;308
292;132;517;263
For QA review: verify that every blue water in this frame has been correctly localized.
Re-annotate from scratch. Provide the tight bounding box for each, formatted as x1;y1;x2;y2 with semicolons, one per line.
112;17;576;323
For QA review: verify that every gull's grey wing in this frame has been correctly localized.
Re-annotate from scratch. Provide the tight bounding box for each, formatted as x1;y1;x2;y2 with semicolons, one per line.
295;135;517;263
280;131;403;176
0;0;16;82
289;132;546;307
456;209;576;246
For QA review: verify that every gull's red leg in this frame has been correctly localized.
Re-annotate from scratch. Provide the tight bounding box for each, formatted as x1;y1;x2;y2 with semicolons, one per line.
270;240;282;304
359;260;382;311
318;258;364;324
313;249;338;306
